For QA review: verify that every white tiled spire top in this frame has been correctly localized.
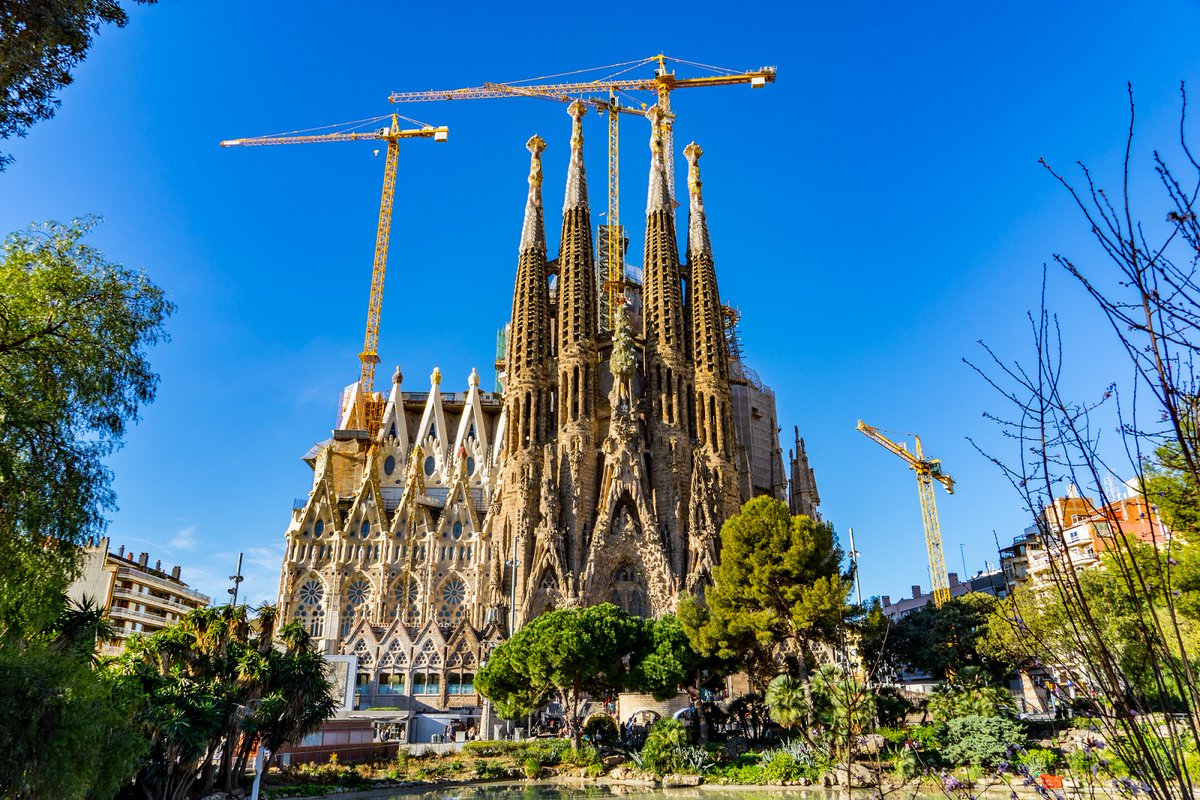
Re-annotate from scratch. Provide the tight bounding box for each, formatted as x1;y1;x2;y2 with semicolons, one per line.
684;142;710;258
645;106;671;214
563;101;589;211
519;135;547;253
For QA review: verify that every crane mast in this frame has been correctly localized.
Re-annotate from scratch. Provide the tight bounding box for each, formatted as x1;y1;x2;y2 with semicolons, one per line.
221;116;448;431
856;420;955;606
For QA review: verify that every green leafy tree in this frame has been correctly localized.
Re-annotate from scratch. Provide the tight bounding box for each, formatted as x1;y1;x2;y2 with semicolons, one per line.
980;545;1200;709
476;603;647;748
0;2;157;169
809;665;876;745
114;604;336;799
0;597;146;799
1143;437;1200;539
629;613;725;742
679;496;850;687
888;592;1010;683
0;217;173;638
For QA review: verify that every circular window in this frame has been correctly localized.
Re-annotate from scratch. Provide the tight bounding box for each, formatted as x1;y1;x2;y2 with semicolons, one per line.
452;521;463;540
424;456;436;476
384;455;396;475
346;579;370;606
314;520;324;537
299;579;324;606
441;578;467;606
360;521;370;538
466;456;476;475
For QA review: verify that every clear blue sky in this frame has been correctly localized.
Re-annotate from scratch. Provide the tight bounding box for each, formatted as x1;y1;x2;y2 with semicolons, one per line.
3;1;1199;606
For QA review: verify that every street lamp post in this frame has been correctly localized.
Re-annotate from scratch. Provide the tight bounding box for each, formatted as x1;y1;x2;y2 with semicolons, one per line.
228;552;245;607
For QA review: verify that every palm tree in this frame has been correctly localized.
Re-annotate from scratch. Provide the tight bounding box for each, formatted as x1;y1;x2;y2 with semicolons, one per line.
766;673;811;729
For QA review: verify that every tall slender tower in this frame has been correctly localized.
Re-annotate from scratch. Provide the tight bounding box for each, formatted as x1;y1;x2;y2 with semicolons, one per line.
497;135;554;629
789;426;822;520
554;101;601;583
683;142;741;588
642;106;694;577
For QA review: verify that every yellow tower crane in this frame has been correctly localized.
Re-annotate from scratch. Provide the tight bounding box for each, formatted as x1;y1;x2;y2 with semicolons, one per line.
856;420;955;606
387;55;776;331
220;114;448;432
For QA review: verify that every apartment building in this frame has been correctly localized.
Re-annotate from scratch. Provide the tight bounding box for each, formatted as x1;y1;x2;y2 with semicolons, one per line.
1000;487;1170;589
69;537;211;656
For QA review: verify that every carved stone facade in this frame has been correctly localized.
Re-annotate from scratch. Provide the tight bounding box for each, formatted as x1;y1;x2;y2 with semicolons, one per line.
275;104;822;737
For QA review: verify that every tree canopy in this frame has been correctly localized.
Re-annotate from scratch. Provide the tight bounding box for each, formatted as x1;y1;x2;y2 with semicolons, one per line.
885;592;1011;683
476;603;648;746
0;216;173;638
680;496;850;685
0;1;157;169
113;604;337;800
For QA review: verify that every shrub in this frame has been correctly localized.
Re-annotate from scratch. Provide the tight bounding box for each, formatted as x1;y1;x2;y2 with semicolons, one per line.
759;751;806;782
640;718;691;776
522;756;542;779
472;759;513;780
893;746;923;780
570;744;601;768
1016;746;1062;776
942;715;1026;767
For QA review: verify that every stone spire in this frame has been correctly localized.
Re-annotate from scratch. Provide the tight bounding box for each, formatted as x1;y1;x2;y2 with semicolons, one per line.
504;135;553;453
789;427;822;520
642;105;693;582
554;101;601;580
642;106;690;425
684;142;733;459
556;101;598;362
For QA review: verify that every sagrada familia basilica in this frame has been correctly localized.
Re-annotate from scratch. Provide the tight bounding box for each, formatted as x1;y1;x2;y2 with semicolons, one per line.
275;102;820;739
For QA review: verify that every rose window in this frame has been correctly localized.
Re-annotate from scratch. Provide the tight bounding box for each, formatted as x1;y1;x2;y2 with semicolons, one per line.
299;580;323;606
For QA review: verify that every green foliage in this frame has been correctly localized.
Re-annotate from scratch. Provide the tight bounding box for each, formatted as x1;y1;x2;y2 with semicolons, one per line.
0;217;173;638
0;640;145;799
941;715;1026;767
628;613;700;699
476;603;647;744
1143;439;1200;538
764;673;809;728
469;758;511;780
0;3;159;169
640;718;692;776
809;665;876;742
887;593;1011;682
875;686;916;727
927;669;1016;721
758;751;806;782
981;548;1200;708
680;497;850;684
1016;747;1062;776
521;756;542;779
114;604;337;798
705;743;823;784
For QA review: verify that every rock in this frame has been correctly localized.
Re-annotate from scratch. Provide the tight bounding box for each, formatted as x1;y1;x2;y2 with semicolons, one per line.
661;774;703;787
858;734;886;755
826;762;875;788
603;755;625;769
